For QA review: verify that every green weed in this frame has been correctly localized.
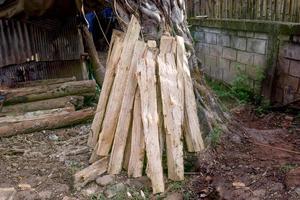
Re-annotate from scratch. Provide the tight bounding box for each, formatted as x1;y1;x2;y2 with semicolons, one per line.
279;164;298;173
208;127;222;148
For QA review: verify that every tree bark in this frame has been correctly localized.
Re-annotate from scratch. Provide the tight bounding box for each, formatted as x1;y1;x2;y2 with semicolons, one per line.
112;0;226;138
81;25;106;86
2;96;84;114
0;108;94;137
2;80;96;105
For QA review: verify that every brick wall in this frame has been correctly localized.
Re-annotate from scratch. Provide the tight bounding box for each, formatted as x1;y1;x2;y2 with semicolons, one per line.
274;36;300;104
194;27;268;92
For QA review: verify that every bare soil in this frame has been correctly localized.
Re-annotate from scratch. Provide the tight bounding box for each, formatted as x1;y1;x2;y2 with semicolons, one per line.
0;106;299;199
188;106;300;200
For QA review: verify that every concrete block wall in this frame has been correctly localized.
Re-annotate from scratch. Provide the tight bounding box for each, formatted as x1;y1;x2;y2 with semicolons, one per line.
194;27;268;91
275;36;300;104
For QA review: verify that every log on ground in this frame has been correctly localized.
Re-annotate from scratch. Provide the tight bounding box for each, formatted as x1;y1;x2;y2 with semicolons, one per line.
2;96;84;114
0;108;95;137
3;80;96;105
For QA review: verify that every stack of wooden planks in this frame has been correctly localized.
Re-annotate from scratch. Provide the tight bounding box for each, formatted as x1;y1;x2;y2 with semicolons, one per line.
0;77;96;137
77;16;205;194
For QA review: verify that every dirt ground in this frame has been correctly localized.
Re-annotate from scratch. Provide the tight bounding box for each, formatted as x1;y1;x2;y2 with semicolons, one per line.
188;106;300;200
0;106;299;199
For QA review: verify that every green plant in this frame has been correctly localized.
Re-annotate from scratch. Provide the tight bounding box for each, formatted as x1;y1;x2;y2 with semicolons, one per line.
279;164;298;173
168;181;184;191
208;127;222;148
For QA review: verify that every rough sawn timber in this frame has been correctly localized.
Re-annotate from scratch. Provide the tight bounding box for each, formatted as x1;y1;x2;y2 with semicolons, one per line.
136;46;165;194
88;33;124;148
96;16;141;156
108;41;147;174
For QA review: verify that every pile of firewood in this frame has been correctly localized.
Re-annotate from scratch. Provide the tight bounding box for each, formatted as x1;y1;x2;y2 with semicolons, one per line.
0;77;96;137
75;16;205;194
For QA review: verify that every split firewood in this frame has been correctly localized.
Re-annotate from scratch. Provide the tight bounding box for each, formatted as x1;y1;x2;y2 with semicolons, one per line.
108;41;147;174
1;96;84;114
136;45;165;194
96;16;141;156
2;80;96;105
127;90;145;178
74;157;108;189
88;32;124;148
157;36;184;181
0;108;94;137
176;36;205;152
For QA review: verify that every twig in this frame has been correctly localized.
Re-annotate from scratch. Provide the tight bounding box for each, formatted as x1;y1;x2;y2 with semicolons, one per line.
93;11;110;47
252;141;300;155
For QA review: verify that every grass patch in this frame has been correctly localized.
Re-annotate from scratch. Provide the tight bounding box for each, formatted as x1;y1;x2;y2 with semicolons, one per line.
208;127;222;148
279;163;298;173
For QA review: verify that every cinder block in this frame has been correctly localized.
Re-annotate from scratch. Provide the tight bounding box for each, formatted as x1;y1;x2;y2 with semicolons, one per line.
277;57;290;74
205;55;218;70
254;33;269;40
205;32;217;44
231;36;247;51
292;35;300;43
219;58;230;70
237;51;254;65
194;31;205;42
280;43;300;60
217;34;231;47
247;38;267;54
274;88;283;103
253;54;267;67
246;65;260;80
230;61;246;73
290;60;300;77
209;44;222;57
222;47;237;61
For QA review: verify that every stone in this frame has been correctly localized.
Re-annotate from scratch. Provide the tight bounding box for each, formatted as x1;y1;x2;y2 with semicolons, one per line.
285;167;300;188
253;54;266;67
205;55;217;70
237;51;254;65
81;183;101;197
104;183;126;198
129;176;152;189
254;33;269;40
218;34;231;47
290;60;300;77
0;188;16;200
48;134;59;141
38;191;52;200
295;187;300;196
193;31;205;42
15;190;39;200
253;189;266;197
165;192;183;200
231;36;247;51
55;184;70;194
270;182;284;191
247;38;267;54
205;32;217;44
96;175;114;186
18;183;32;191
209;44;222;57
62;196;78;200
222;47;237;61
231;134;242;144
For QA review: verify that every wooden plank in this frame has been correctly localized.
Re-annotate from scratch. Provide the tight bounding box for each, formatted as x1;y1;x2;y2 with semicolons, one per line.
74;157;108;189
88;35;124;148
157;48;184;180
176;36;205;152
128;90;145;178
96;16;141;156
136;49;164;194
108;41;147;174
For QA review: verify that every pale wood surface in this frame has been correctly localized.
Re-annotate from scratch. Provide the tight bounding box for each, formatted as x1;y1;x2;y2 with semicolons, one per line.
108;41;146;174
88;35;124;148
96;16;141;156
176;36;204;152
128;90;145;178
137;49;165;194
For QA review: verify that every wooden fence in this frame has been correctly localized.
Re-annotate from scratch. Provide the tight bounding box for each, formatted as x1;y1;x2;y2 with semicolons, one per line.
186;0;300;23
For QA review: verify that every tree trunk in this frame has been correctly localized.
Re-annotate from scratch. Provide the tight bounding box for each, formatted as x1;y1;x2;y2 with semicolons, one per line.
2;96;84;114
3;80;96;105
113;0;226;137
81;25;106;86
0;108;94;137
